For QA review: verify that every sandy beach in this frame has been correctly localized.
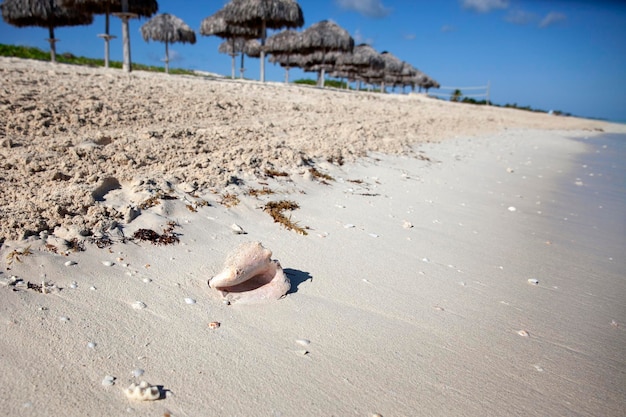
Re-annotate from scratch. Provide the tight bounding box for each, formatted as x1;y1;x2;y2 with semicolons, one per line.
1;57;625;416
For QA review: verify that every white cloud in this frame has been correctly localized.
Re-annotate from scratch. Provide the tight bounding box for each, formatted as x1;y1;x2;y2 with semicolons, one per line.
353;29;375;46
539;12;566;28
461;0;509;13
505;9;537;25
336;0;392;18
441;25;457;33
404;33;417;40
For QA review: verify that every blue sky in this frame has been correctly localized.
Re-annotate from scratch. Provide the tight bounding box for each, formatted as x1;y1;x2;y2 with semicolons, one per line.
1;0;625;122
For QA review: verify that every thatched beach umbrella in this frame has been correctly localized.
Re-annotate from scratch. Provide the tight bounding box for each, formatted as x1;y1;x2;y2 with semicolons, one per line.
1;0;93;63
299;20;353;87
265;29;301;82
378;51;404;92
222;0;304;82
60;0;157;68
200;8;260;79
334;43;384;89
140;13;196;74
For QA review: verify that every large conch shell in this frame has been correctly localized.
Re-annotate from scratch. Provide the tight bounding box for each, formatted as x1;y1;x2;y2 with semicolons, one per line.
208;242;290;304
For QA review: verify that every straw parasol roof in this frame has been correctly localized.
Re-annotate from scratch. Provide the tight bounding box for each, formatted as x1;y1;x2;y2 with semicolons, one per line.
332;43;384;88
1;0;93;62
299;20;354;87
141;13;196;74
265;28;301;53
61;0;157;68
221;0;305;82
200;8;261;79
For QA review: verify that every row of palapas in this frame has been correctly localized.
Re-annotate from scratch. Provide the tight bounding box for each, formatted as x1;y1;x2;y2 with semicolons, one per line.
0;0;439;91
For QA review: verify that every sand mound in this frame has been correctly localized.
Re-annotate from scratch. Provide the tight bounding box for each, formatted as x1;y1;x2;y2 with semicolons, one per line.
0;57;619;244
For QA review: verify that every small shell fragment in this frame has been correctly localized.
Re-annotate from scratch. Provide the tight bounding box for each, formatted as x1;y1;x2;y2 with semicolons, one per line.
132;301;147;310
208;321;220;330
508;206;517;212
87;342;96;349
124;381;160;401
527;279;539;285
184;297;196;305
132;368;145;378
102;261;114;267
64;260;77;267
517;330;530;337
295;339;310;346
231;224;246;234
102;375;115;386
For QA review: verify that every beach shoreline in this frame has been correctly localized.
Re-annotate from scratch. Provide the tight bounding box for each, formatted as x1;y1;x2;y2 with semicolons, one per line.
1;57;626;416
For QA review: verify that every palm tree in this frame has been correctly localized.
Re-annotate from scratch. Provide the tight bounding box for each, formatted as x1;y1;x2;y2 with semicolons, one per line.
451;89;462;102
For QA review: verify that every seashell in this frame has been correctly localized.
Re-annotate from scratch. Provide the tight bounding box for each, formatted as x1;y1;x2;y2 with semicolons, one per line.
102;260;114;267
132;301;147;310
59;316;69;322
87;342;96;349
517;330;530;337
132;368;145;378
208;242;290;305
402;221;413;229
208;321;220;329
124;381;160;401
184;297;196;305
343;223;355;229
527;279;539;285
64;260;77;267
70;281;78;289
295;339;311;346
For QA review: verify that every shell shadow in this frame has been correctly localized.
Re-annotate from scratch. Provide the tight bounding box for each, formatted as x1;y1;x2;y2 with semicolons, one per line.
284;268;312;294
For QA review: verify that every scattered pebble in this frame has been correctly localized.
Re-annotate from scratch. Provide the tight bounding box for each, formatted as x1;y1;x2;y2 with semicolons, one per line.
142;278;152;283
422;258;430;263
402;221;413;229
517;330;530;337
59;316;69;322
70;281;78;289
208;321;220;329
132;301;147;310
64;260;77;267
132;368;145;378
102;261;114;267
533;364;544;372
611;320;619;328
222;300;231;306
89;286;97;291
508;206;517;212
101;375;116;386
344;223;355;229
87;342;96;349
528;279;539;285
184;297;196;305
368;233;379;238
295;339;311;346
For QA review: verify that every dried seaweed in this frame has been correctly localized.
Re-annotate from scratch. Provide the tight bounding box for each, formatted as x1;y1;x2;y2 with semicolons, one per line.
219;193;240;208
138;192;177;210
246;187;275;197
6;245;32;266
264;168;289;179
133;222;179;245
264;200;308;235
309;167;334;183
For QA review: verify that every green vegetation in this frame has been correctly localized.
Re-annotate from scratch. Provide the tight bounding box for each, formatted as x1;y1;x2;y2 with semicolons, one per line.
294;78;348;89
0;43;196;75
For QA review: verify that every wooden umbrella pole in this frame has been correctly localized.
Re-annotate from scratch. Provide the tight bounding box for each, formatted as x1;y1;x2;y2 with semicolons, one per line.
165;40;169;74
260;20;266;82
47;26;57;63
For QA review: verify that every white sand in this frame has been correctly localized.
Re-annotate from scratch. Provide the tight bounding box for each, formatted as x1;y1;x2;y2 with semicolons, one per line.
1;58;625;416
